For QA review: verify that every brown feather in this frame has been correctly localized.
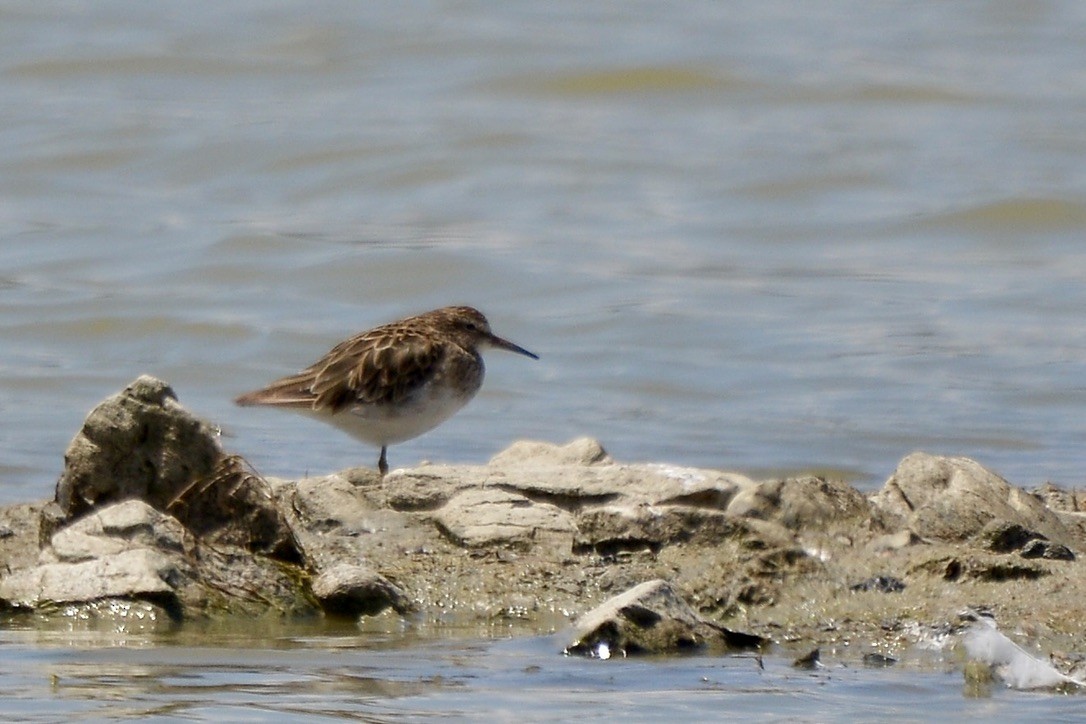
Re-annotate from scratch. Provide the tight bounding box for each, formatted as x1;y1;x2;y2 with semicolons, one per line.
235;316;449;412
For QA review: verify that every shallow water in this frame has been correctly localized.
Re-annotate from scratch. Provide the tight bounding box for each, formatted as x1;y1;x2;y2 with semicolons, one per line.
2;0;1086;717
3;620;1083;723
3;2;1086;496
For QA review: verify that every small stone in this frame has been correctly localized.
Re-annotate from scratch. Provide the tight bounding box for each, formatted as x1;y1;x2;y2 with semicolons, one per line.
977;520;1042;553
565;579;764;657
1042;544;1075;561
849;575;906;594
863;653;898;667
1020;540;1075;561
311;563;411;616
793;648;822;669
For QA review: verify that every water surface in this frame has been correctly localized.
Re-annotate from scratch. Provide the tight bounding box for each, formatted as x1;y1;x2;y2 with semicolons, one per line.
4;620;1082;722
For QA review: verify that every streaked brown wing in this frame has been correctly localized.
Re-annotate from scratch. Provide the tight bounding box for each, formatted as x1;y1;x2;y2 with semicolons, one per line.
236;325;445;413
233;368;322;409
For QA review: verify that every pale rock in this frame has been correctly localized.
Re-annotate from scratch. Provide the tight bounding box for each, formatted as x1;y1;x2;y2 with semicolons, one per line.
47;499;187;564
434;487;576;549
871;452;1076;544
489;437;611;467
0;548;182;611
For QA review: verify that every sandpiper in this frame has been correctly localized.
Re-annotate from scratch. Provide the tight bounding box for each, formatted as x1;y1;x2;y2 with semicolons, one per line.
235;306;538;475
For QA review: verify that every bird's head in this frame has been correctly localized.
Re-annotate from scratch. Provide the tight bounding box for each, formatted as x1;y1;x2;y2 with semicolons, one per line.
436;306;538;359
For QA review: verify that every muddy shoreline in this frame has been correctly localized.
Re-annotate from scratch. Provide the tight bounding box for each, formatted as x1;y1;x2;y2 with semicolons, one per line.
2;376;1084;682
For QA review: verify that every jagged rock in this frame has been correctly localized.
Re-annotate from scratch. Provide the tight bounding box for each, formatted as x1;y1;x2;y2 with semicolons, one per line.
164;454;301;563
22;378;319;620
870;453;1077;544
565;579;765;657
0;501;193;620
50;378;301;567
54;376;222;521
0;497;314;620
311;563;412;616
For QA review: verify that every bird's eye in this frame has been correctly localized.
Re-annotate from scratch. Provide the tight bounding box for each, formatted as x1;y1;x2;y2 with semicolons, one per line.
465;322;478;331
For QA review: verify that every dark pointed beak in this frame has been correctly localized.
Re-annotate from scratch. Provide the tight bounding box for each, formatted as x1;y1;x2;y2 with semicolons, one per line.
487;333;539;360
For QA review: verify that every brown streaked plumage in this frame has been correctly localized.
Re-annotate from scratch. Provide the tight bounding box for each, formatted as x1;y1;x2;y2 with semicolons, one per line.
235;306;538;475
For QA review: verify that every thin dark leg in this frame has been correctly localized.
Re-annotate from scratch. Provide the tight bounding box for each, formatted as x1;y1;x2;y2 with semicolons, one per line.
378;446;388;476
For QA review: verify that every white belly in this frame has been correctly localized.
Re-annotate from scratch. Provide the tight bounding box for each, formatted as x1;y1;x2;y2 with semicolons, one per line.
303;385;475;447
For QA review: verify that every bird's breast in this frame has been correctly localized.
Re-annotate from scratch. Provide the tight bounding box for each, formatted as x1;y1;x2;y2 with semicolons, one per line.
321;376;480;446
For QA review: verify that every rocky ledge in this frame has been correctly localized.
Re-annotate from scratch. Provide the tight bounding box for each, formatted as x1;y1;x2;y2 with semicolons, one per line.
2;376;1086;681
